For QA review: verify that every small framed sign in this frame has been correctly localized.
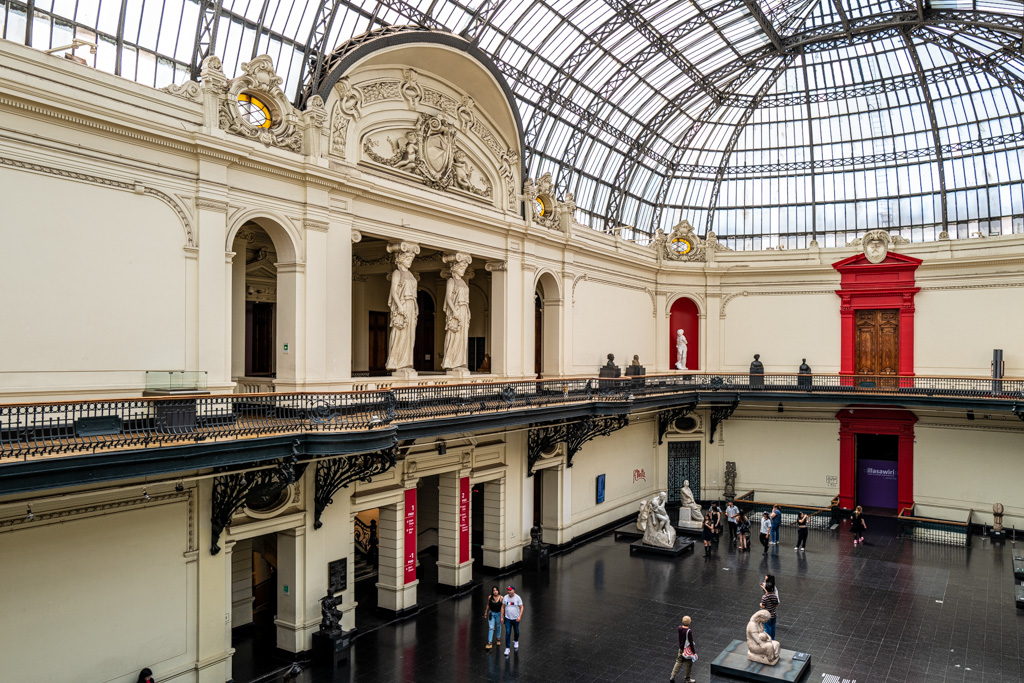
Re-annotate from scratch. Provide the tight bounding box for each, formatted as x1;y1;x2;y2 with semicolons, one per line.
329;558;348;593
596;474;606;504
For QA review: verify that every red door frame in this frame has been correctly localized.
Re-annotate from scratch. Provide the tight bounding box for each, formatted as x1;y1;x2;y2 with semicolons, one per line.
836;407;917;513
833;252;922;377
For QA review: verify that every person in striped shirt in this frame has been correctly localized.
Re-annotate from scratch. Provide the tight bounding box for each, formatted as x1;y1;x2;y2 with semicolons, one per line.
759;574;779;640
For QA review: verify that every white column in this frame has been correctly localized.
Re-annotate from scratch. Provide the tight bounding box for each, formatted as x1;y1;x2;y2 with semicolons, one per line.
351;275;368;374
481;478;507;569
196;195;230;389
304;223;329;385
195;478;232;683
436;470;473;587
275;262;306;390
486;261;508;377
230;538;254;627
376;496;418;612
539;464;570;545
327;223;356;382
655;293;669;372
229;250;245;380
274;527;308;653
184;246;199;371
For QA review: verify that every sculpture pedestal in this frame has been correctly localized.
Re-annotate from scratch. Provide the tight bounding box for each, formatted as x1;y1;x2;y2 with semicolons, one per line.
710;640;810;682
1015;583;1024;609
1012;555;1024;581
628;537;694;557
599;365;621;378
624;365;645;376
676;508;703;535
312;629;352;669
523;544;550;572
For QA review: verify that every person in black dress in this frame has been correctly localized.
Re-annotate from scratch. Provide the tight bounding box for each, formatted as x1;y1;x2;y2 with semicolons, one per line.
701;511;715;557
795;511;809;550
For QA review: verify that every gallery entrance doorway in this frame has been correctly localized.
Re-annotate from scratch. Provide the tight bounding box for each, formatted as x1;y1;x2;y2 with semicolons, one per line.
855;433;899;512
230;533;280;682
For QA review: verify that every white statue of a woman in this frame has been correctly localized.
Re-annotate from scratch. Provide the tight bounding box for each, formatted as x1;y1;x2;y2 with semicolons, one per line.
385;243;420;372
675;328;688;370
680;480;703;522
442;253;472;372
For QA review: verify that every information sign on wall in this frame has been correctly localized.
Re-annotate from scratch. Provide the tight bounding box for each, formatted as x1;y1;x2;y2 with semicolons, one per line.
857;459;898;508
459;477;470;564
404;488;417;584
596;474;606;504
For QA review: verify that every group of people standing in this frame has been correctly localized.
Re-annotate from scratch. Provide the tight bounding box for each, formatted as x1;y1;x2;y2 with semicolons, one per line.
700;500;748;556
669;573;782;683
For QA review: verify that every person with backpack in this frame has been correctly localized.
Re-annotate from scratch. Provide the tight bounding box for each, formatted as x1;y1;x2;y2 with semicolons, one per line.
669;615;697;683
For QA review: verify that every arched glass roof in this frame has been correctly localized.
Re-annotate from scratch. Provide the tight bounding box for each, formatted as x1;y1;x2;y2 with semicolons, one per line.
5;0;1023;249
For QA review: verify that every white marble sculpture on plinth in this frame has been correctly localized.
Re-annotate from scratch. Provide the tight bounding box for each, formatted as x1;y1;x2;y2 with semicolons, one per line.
745;609;781;666
675;329;688;370
641;493;677;548
678;480;704;532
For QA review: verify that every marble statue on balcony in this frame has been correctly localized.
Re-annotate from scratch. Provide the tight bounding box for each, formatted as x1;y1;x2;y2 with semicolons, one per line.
442;253;472;373
675;329;688;370
746;609;780;665
385;242;420;373
642;493;676;548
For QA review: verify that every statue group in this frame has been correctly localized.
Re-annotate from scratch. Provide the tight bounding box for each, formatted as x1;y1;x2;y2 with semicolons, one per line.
636;492;676;548
385;244;474;375
746;609;781;665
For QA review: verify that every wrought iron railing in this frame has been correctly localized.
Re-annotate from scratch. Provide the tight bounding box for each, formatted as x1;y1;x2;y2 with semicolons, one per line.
2;372;1023;461
734;497;836;530
897;506;973;547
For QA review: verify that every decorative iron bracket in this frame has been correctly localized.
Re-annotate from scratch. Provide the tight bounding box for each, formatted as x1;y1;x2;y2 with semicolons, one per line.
527;421;567;476
657;402;698;444
565;414;629;468
708;400;740;444
313;444;398;529
210;441;306;554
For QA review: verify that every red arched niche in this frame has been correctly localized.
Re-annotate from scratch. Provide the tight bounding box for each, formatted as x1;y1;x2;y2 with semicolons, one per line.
836;407;917;513
669;298;699;370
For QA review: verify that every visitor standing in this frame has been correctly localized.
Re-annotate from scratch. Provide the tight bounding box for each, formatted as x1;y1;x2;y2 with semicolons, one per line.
759;512;771;554
483;586;503;650
851;505;867;546
795;511;809;550
759;574;779;640
726;500;740;544
502;585;524;656
701;510;715;557
769;505;782;545
136;670;155;683
669;615;697;683
737;511;750;551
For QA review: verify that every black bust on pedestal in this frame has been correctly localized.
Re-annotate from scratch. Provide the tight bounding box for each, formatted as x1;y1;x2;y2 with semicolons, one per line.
624;354;646;376
749;354;765;387
798;359;812;388
599;353;621;378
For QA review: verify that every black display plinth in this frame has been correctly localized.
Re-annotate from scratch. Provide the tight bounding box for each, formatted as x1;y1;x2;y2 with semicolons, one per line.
624;365;645;376
312;629;352;668
613;523;643;541
599;365;621;378
710;640;811;682
1013;555;1024;581
1015;583;1024;609
628;537;694;557
523;544;550;571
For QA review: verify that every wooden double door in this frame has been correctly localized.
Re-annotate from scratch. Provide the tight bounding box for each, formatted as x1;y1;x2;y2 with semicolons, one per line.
855;309;899;382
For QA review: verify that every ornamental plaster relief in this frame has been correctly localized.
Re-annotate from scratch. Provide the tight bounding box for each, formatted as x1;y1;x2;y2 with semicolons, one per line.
324;66;519;212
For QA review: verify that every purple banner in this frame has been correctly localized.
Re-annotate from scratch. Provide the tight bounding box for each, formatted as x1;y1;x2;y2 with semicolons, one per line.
857;459;898;508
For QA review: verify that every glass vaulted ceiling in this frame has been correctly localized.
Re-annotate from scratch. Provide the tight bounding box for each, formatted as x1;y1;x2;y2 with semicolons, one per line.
5;0;1024;250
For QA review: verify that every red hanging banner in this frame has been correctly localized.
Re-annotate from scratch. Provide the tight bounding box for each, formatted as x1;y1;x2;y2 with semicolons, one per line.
404;488;417;584
459;477;470;564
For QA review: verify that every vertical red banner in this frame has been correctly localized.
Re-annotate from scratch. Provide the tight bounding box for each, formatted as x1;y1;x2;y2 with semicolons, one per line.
459;477;470;564
404;488;417;584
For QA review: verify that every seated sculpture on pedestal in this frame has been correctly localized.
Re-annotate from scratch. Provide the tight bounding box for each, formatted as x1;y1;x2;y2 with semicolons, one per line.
641;493;677;548
745;609;781;665
636;499;651;532
679;480;704;522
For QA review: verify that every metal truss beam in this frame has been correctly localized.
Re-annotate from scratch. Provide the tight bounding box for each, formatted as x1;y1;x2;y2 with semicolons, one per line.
460;0;500;42
916;27;1024;107
902;30;948;236
296;1;343;108
740;0;784;50
190;0;223;81
371;0;444;30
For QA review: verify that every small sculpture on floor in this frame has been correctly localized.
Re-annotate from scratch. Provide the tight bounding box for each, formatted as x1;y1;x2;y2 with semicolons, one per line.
319;592;343;633
745;609;780;665
642;492;676;548
993;502;1004;533
679;480;704;522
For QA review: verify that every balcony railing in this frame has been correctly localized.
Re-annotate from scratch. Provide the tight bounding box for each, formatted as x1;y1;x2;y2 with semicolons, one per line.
897;506;973;547
1;373;1022;461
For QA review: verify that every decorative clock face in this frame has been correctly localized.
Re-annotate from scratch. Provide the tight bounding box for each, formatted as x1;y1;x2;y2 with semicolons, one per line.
670;237;693;255
238;92;272;129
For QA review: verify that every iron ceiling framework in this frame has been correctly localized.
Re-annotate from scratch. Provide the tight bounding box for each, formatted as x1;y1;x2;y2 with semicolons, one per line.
8;0;1024;248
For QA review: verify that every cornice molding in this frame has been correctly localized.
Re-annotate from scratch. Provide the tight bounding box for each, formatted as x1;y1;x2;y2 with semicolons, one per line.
195;197;229;213
0;155;194;246
304;219;330;233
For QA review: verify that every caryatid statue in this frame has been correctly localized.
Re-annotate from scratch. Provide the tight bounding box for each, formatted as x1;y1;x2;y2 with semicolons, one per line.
385;242;420;372
675;328;688;370
442;252;472;372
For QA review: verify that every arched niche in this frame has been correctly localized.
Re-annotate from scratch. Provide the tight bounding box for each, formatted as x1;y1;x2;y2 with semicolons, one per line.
669;297;700;371
534;272;562;377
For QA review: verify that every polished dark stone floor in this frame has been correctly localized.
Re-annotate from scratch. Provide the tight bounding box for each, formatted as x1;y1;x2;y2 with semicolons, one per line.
244;517;1024;683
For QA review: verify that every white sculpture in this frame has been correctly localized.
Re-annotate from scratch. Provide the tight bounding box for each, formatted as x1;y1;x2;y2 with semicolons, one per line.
675;328;688;370
385;243;420;372
679;480;704;522
642;492;677;548
636;499;651;532
442;253;472;371
745;609;781;665
862;229;891;264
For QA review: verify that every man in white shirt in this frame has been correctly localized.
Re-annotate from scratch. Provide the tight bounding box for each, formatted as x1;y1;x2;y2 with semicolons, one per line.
502;585;524;656
726;501;740;545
